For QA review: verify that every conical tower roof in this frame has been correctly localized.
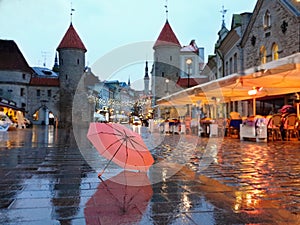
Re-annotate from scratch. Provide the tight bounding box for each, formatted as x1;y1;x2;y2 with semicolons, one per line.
57;23;87;52
153;20;181;48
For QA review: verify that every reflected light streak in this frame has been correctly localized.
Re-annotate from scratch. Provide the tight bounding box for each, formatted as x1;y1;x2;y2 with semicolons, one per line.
162;168;168;182
180;193;192;211
233;145;272;214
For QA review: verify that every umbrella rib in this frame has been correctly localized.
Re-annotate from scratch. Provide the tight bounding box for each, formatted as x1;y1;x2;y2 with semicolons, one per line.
126;138;148;166
106;123;125;136
97;131;123;137
127;136;147;150
98;176;124;207
98;139;126;175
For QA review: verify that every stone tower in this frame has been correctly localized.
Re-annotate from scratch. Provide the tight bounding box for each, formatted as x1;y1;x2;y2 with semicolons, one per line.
57;23;87;128
144;61;150;95
152;20;181;103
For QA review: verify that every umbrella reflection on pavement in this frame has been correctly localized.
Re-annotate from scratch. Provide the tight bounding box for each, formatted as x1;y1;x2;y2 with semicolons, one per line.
84;171;153;225
87;122;154;177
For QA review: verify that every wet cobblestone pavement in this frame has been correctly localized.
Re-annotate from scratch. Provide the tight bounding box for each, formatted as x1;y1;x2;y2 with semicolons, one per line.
0;125;300;224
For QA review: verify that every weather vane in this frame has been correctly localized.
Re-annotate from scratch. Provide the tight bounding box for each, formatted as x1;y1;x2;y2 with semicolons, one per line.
220;5;228;27
164;0;168;21
70;1;75;24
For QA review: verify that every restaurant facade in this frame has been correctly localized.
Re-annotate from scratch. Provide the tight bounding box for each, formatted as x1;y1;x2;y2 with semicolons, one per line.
156;0;300;120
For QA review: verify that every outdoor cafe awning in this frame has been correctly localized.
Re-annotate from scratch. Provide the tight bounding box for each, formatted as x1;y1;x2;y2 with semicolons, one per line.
156;53;300;107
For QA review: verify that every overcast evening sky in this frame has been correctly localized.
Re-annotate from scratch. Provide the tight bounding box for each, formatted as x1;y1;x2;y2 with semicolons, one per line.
0;0;257;89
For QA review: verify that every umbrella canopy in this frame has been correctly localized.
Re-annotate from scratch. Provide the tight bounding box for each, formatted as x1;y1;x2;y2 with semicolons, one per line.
84;171;153;225
87;122;154;175
156;53;300;106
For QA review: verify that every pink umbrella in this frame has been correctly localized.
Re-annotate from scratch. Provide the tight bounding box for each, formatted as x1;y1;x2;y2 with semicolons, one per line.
87;122;154;176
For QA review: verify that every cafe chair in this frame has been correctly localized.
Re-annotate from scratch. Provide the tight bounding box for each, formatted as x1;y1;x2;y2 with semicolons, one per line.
228;118;242;138
267;114;282;141
283;113;299;141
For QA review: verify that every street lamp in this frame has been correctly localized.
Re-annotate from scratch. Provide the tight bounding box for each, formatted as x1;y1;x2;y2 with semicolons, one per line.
165;79;169;95
186;58;192;88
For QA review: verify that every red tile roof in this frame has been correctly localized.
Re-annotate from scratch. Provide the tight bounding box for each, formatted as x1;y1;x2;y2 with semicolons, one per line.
30;77;59;87
0;40;33;73
154;20;181;48
176;77;209;88
57;23;87;52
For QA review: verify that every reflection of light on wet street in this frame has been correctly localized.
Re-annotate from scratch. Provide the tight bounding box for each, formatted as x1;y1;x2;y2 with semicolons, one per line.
0;126;66;148
1;126;300;224
180;193;192;211
233;190;264;213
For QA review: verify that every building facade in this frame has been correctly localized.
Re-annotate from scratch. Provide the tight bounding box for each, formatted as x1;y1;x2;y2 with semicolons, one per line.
208;0;300;117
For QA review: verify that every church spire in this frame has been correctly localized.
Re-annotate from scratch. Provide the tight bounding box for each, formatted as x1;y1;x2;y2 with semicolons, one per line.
144;61;149;78
144;61;150;95
52;52;59;72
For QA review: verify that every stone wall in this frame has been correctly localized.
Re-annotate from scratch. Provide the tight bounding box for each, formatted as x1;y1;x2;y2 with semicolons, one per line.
243;0;299;69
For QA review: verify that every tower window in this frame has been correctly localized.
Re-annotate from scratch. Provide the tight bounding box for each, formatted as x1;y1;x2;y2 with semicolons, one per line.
263;10;271;29
20;88;25;97
48;89;52;97
22;73;26;79
170;56;172;61
37;89;40;97
162;72;165;77
66;74;68;80
77;59;80;65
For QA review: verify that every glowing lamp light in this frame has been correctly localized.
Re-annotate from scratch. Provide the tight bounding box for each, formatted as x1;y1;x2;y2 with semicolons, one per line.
248;89;257;96
248;87;263;96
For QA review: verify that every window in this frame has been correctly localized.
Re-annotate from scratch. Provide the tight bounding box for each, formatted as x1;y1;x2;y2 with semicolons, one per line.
48;89;52;97
225;61;228;76
272;43;279;61
162;72;165;77
37;89;40;97
233;53;238;73
20;88;24;97
77;59;80;65
260;46;267;64
229;57;233;74
22;73;26;79
263;10;271;29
